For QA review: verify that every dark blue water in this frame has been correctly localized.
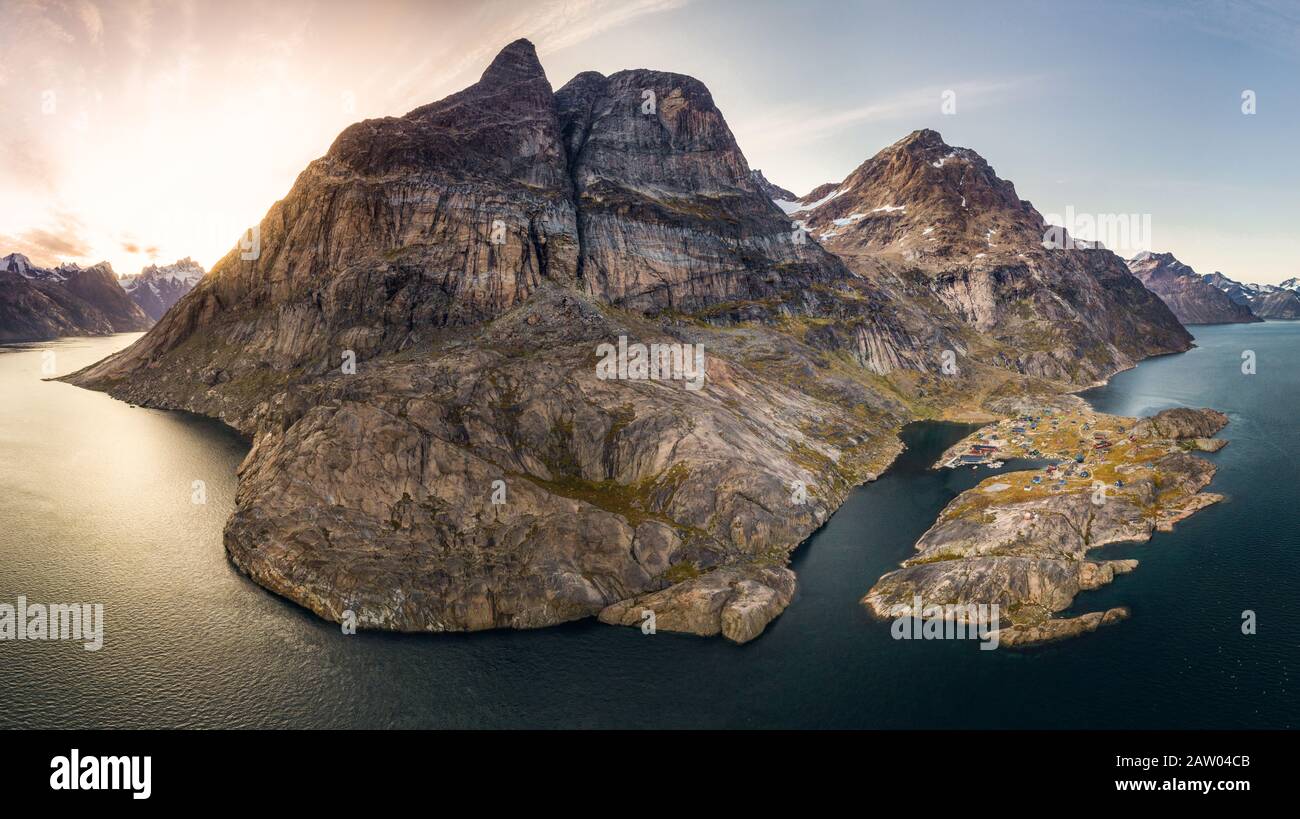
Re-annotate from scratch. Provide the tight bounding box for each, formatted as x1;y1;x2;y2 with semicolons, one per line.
1;325;1295;728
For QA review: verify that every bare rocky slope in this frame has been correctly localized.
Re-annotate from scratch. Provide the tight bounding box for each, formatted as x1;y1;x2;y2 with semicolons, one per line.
66;41;1193;643
1247;288;1300;319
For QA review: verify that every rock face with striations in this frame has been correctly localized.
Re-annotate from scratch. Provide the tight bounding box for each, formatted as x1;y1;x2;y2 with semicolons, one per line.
1127;251;1260;325
64;41;1202;644
0;253;151;342
554;69;845;313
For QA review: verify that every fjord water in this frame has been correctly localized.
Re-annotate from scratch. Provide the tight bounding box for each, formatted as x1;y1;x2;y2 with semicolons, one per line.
1;326;1295;728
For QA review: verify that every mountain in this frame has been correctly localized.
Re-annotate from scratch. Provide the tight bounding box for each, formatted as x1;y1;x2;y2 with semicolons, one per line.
1126;252;1260;324
1248;289;1300;319
749;169;796;202
120;258;206;321
784;129;1193;382
0;254;152;342
1202;270;1258;306
1203;270;1300;319
66;42;1191;643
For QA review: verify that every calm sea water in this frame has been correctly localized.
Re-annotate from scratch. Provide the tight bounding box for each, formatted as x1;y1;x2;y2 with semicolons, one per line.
1;325;1295;728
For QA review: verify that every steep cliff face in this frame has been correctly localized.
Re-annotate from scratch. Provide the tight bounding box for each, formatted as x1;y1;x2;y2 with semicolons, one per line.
65;42;1199;643
83;39;578;391
1128;252;1260;324
789;130;1193;384
555;69;846;313
0;254;151;341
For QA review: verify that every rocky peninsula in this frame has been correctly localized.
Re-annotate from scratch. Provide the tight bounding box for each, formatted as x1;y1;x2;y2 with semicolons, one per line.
863;403;1229;646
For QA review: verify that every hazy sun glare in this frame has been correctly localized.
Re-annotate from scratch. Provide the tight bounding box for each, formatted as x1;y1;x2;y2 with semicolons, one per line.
0;0;689;274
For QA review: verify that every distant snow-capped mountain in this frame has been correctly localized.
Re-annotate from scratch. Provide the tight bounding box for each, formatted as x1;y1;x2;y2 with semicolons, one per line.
0;253;152;341
1126;252;1260;325
1203;270;1300;319
119;257;206;321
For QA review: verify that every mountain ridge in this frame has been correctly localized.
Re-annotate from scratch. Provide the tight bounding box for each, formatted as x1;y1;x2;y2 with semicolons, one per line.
0;253;152;341
1202;268;1300;319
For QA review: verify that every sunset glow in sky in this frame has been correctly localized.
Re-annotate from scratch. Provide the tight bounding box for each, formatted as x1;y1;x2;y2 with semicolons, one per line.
2;0;1298;282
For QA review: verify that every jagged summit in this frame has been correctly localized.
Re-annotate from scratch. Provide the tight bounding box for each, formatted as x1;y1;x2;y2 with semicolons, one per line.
893;127;946;149
479;38;546;85
1201;269;1300;319
782;128;1041;260
750;169;796;202
119;258;207;321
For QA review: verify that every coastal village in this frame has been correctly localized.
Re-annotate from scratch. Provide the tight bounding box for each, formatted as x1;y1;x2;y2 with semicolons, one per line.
936;404;1223;515
863;404;1230;647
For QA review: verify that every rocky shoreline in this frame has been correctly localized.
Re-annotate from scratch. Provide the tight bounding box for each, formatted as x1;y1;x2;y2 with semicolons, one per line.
863;403;1229;646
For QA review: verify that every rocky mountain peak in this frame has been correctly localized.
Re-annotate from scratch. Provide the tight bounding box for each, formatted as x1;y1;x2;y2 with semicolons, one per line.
479;38;545;85
750;169;796;202
790;129;1039;260
1;252;34;275
1127;251;1195;281
60;41;1198;645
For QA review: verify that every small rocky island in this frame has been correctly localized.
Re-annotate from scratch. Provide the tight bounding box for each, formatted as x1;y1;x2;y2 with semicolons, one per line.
863;403;1229;647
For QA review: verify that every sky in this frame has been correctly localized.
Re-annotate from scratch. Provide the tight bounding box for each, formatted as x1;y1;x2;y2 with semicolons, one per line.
1;0;1297;283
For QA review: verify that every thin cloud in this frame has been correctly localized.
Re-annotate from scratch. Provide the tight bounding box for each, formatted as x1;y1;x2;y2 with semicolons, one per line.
0;209;94;265
1133;0;1300;60
75;0;103;44
388;0;693;108
736;78;1033;153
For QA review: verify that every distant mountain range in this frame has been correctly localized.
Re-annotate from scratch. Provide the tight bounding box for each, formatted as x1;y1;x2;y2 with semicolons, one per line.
0;253;204;341
119;258;206;321
1202;270;1300;319
66;39;1194;644
1126;251;1260;324
1125;251;1299;323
